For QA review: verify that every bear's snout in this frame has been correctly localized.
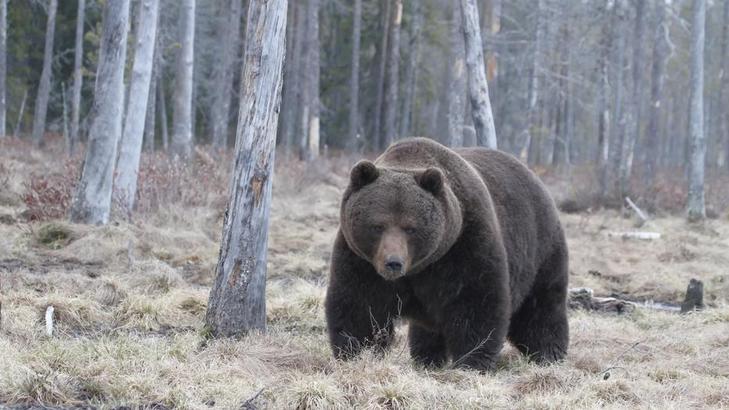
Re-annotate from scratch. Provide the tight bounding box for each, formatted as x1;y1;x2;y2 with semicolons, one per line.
375;228;410;279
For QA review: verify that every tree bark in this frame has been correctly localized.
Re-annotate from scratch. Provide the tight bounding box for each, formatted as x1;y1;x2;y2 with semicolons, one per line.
281;1;304;157
399;0;423;140
115;0;160;213
70;0;86;154
13;90;27;138
618;0;646;197
687;0;706;222
347;0;362;151
159;79;169;152
205;0;288;337
69;0;130;225
597;2;613;198
144;45;159;153
446;3;466;148
644;0;668;184
520;0;546;161
0;0;6;137
609;1;627;199
372;0;390;150
31;0;58;146
460;0;497;149
715;0;729;169
304;0;320;160
211;0;243;150
171;0;196;159
382;0;402;148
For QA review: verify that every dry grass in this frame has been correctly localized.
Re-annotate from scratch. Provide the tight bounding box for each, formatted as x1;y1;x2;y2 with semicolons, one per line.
1;139;728;409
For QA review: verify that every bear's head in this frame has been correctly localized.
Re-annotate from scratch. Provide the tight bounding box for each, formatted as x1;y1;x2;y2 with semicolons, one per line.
340;160;463;280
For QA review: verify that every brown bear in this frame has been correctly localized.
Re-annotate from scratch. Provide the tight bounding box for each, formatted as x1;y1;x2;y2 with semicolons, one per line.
325;137;568;371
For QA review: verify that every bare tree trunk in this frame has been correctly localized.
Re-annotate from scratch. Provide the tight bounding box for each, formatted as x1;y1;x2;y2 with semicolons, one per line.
13;90;27;138
31;0;58;146
382;0;402;147
609;1;627;199
69;0;130;225
144;48;158;152
520;0;545;161
159;80;169;152
115;0;160;212
461;0;497;149
305;0;320;160
205;0;288;337
597;2;613;198
347;0;362;151
372;0;390;150
171;0;196;159
211;0;243;150
619;0;646;196
687;0;706;222
644;0;667;184
715;0;729;169
399;0;423;140
446;3;466;147
70;0;86;154
281;1;304;157
0;0;6;137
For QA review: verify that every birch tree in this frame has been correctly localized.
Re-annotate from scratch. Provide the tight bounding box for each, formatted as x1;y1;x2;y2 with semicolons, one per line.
644;0;668;184
0;0;6;137
399;0;423;139
205;0;288;337
211;0;243;150
382;0;402;147
31;0;58;146
70;0;130;225
115;0;160;212
460;0;497;149
171;0;196;159
69;0;85;154
347;0;362;151
446;3;466;147
687;0;706;222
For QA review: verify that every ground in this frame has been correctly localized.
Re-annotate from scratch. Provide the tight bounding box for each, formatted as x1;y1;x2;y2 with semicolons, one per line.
1;139;728;409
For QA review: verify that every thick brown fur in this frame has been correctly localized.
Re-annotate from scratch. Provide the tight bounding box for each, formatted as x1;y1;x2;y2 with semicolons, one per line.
325;138;569;371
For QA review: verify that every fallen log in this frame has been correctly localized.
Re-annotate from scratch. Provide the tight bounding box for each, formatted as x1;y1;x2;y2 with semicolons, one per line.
625;196;649;227
606;231;661;240
568;287;685;314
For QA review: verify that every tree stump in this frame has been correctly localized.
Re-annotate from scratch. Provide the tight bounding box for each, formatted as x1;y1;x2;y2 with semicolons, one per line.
680;278;704;313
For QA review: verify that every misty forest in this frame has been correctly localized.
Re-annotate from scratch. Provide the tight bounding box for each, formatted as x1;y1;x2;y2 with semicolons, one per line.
1;0;729;408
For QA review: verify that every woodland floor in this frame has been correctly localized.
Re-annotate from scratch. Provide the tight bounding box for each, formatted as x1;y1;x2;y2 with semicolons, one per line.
1;138;728;409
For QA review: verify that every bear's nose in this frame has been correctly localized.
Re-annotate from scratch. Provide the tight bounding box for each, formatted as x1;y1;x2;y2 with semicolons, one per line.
385;256;404;273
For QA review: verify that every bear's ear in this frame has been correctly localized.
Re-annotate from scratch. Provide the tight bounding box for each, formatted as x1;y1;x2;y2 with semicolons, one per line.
350;160;379;190
416;168;444;195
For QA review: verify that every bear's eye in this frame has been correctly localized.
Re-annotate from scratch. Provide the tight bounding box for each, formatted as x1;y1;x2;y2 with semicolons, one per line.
368;224;386;234
403;226;418;235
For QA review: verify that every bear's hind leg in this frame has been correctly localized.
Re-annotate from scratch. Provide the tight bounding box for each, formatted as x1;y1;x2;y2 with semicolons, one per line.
408;324;447;368
508;248;569;363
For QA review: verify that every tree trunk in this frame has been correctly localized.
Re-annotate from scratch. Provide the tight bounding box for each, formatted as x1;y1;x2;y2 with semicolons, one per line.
0;0;6;137
159;79;169;152
446;3;466;148
715;0;729;169
609;1;627;199
460;0;497;149
280;1;303;157
644;0;668;184
372;0;390;150
520;0;545;161
619;0;646;197
171;0;196;159
687;0;706;222
13;90;27;138
70;0;86;154
347;0;362;151
399;0;423;140
144;46;159;153
305;0;320;160
205;0;288;337
382;0;402;147
211;0;243;150
31;0;58;146
115;0;160;213
69;0;130;225
597;2;613;198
